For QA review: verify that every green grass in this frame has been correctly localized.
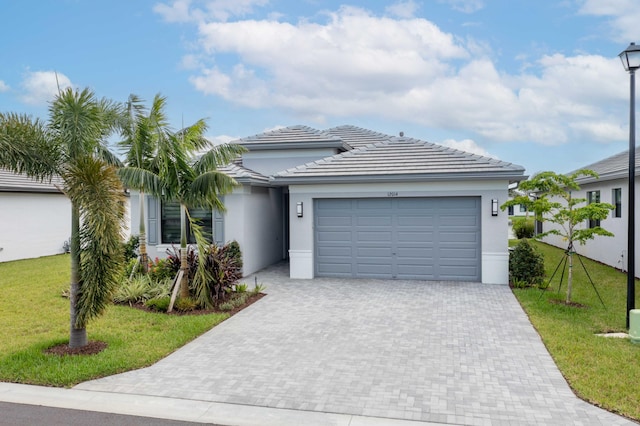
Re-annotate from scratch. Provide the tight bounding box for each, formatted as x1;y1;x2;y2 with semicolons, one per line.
0;254;228;387
511;240;640;421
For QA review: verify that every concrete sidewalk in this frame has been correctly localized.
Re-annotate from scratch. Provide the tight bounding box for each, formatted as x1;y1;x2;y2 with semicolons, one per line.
1;262;636;425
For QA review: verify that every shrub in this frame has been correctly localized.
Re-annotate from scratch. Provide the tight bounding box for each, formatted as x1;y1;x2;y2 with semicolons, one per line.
218;301;234;312
165;245;197;281
148;258;176;283
174;297;197;312
145;296;171;312
113;275;171;304
226;240;243;269
122;235;140;261
509;239;545;287
512;217;535;239
191;242;244;308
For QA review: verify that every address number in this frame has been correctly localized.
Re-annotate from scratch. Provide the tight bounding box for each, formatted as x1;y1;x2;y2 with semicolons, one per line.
387;192;399;197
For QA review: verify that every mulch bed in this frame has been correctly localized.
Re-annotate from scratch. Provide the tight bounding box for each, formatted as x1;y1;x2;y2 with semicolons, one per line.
44;293;266;357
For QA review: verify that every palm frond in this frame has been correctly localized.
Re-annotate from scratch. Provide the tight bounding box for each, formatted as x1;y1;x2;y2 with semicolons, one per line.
64;157;126;327
187;170;238;211
0;112;61;178
118;166;163;195
194;143;247;174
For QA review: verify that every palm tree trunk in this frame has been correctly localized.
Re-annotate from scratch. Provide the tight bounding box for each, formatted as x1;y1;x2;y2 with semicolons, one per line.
69;204;87;348
138;192;148;273
180;203;189;298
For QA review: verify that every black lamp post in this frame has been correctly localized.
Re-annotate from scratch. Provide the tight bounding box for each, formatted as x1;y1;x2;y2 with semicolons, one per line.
619;42;640;328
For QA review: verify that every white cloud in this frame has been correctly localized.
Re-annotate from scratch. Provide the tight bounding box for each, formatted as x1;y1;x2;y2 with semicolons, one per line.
166;4;630;147
0;80;9;92
439;0;484;13
154;0;268;23
385;1;419;19
440;138;497;158
578;0;640;42
20;71;72;106
206;134;237;145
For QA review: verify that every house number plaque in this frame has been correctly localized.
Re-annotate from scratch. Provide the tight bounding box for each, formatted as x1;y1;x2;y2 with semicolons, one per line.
387;192;399;197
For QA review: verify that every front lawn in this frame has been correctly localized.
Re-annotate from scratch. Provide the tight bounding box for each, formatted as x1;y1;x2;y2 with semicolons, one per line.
512;240;640;421
0;254;228;387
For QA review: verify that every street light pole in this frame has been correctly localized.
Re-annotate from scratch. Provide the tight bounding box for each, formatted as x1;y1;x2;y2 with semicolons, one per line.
619;42;640;328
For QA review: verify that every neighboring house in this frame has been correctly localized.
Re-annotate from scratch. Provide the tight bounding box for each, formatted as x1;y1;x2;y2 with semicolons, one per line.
0;169;71;262
0;169;131;263
133;125;526;284
541;149;640;277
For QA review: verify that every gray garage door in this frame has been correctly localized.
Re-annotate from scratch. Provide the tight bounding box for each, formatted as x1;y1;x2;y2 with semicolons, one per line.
315;197;480;280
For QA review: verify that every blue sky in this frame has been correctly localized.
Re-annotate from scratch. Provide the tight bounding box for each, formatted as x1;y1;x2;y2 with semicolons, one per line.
0;0;638;174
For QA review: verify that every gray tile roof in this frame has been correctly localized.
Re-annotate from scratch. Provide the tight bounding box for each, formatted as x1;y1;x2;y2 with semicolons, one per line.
572;147;640;184
325;125;394;148
218;159;271;185
234;125;350;151
0;169;63;193
272;136;526;184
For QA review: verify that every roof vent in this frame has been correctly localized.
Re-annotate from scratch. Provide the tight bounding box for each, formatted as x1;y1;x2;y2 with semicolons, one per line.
399;131;404;137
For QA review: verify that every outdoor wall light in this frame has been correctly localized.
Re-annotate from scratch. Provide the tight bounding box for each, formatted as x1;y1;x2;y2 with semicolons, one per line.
491;199;498;216
296;202;303;218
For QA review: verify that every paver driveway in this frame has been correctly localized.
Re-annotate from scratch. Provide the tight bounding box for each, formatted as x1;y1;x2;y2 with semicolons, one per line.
76;263;634;426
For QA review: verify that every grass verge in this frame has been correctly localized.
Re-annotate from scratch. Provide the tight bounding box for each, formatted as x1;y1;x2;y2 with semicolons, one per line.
0;254;228;387
512;240;640;421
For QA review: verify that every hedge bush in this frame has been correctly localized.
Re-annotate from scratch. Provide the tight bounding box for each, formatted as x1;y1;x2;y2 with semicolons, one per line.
509;239;545;287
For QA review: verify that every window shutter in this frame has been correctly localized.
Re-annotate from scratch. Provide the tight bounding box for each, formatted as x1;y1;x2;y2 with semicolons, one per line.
147;196;158;245
214;209;224;246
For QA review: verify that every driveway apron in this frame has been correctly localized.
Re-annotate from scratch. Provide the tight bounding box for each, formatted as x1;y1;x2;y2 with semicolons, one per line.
76;263;634;426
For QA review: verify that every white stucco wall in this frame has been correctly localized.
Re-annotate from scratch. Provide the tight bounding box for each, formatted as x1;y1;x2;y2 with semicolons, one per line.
144;186;284;276
288;180;510;284
541;177;639;277
0;192;71;262
224;185;284;276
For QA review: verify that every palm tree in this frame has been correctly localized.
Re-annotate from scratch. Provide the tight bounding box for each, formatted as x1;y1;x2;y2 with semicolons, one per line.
117;94;168;273
0;88;124;348
157;119;246;299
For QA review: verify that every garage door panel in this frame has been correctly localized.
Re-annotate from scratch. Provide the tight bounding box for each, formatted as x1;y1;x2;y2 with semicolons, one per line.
439;266;478;278
317;246;352;257
317;231;352;242
439;231;478;243
315;197;480;281
396;247;434;258
397;216;434;226
358;247;394;257
357;199;392;209
317;216;352;226
440;248;477;259
357;216;392;226
317;262;353;275
356;263;393;277
397;231;434;242
357;231;392;241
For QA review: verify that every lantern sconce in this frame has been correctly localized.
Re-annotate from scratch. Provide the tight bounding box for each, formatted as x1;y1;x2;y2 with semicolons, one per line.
491;199;498;216
296;202;303;218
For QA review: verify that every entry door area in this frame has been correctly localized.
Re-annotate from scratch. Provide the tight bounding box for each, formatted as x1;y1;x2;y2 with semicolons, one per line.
314;197;481;281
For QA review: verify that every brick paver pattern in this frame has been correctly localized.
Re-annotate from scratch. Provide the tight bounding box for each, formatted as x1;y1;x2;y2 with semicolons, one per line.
76;262;635;425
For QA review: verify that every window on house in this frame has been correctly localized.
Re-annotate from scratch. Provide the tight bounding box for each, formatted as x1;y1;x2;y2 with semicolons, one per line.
519;205;527;213
161;201;213;244
587;190;601;228
508;205;514;216
612;188;622;218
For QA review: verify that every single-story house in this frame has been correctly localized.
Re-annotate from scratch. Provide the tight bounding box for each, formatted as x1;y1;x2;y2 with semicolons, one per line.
541;148;640;277
0;169;132;263
0;169;71;262
132;125;526;284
